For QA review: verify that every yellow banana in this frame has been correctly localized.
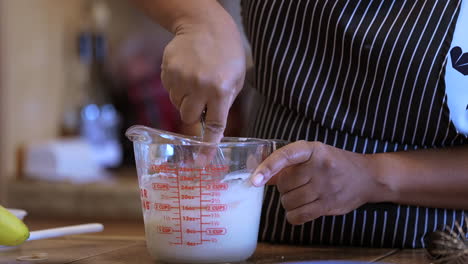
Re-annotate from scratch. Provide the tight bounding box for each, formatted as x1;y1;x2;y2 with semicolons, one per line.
0;205;30;246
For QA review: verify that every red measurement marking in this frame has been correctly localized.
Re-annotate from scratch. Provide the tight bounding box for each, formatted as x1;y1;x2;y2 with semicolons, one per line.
152;183;169;191
199;173;203;244
160;195;172;201
181;206;203;210
140;188;148;198
175;169;183;244
201;200;211;202
154;203;171;211
206;228;227;235
201;192;221;197
181;195;200;200
202;239;211;242
141;200;151;211
157;226;173;234
170;242;183;245
186;242;201;246
179;176;200;181
205;165;229;172
150;164;177;173
182;216;200;221
206;204;227;212
205;183;228;191
181;185;200;190
177;167;203;172
186;229;203;234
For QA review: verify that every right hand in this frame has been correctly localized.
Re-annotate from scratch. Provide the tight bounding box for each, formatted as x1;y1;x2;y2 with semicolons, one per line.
161;13;246;143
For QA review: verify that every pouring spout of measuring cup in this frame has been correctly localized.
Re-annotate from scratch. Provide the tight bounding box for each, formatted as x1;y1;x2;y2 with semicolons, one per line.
125;125;203;145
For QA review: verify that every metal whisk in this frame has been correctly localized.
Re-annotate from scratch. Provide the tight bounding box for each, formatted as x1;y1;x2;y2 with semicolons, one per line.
425;217;468;264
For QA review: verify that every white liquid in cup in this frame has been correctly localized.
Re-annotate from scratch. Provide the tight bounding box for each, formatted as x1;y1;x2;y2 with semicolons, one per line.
141;172;264;263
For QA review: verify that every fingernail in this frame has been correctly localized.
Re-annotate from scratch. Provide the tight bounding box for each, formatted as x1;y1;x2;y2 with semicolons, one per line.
251;173;264;186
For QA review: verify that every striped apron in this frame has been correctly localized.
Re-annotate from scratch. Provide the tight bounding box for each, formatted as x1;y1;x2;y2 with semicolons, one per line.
241;0;468;248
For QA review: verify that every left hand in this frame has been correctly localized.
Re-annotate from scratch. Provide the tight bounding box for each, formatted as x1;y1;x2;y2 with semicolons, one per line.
251;141;386;225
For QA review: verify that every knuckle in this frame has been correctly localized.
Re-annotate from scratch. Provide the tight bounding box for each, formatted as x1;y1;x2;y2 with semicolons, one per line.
211;77;235;97
168;94;180;109
280;194;292;209
275;174;289;192
205;122;226;134
276;147;295;163
309;141;325;153
287;211;311;225
329;207;349;216
161;56;176;73
195;71;210;86
322;156;337;171
322;201;335;215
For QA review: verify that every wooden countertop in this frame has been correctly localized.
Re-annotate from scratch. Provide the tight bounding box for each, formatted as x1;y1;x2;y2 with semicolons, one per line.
0;236;430;264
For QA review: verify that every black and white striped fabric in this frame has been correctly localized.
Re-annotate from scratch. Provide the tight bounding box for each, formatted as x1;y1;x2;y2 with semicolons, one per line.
240;0;468;248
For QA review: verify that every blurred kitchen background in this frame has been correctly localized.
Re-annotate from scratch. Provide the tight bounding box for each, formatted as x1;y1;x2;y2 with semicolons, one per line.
0;0;256;226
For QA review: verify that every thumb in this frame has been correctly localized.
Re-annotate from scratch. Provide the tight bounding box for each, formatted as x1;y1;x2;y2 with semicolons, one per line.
250;141;314;186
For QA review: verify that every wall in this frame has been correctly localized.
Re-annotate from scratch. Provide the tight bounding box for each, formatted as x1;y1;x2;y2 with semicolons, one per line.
0;0;153;184
0;0;76;184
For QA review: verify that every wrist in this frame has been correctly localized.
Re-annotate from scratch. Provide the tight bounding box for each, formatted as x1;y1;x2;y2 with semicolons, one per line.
171;1;235;35
366;153;401;203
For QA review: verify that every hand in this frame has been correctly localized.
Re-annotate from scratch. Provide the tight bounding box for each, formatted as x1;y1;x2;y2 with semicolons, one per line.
251;141;387;225
161;14;246;142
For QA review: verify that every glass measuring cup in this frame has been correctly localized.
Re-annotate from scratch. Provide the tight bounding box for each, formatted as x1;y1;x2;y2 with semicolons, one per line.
126;125;275;263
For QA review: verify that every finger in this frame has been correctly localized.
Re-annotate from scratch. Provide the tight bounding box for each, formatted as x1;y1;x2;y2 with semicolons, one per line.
179;96;206;125
160;65;179;94
280;182;319;211
286;200;325;225
162;68;185;110
275;166;311;194
194;145;218;168
169;89;185;110
251;141;314;187
202;98;232;143
265;168;283;185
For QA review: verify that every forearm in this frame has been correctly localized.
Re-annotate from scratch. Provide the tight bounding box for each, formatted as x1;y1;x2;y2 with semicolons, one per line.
373;144;468;209
131;0;231;33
